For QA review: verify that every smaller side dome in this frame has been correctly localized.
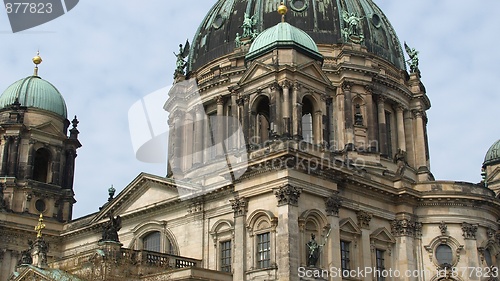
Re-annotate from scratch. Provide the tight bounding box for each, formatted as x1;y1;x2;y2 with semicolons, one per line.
0;76;68;118
246;22;323;61
484;139;500;166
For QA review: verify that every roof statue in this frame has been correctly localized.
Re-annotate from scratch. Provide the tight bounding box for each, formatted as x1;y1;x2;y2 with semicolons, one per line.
404;42;419;73
35;214;45;238
241;12;258;39
100;213;122;242
174;39;190;77
341;10;364;43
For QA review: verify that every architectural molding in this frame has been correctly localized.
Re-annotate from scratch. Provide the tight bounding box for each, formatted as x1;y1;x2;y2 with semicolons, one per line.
461;222;478;240
230;196;248;217
356;210;372;229
324;192;342;217
274;184;302;207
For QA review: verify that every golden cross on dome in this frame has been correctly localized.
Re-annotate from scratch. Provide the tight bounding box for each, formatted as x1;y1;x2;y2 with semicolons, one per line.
35;213;46;238
278;2;288;22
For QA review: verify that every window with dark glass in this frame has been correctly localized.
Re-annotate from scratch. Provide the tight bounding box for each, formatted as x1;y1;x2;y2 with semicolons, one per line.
257;232;271;268
340;240;351;272
33;148;51;183
376;249;385;281
220;240;231;272
435;244;453;267
143;231;161;252
485;248;493;267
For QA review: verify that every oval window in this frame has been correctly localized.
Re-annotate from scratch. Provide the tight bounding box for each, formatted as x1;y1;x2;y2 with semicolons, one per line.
290;0;308;12
435;244;453;266
35;199;46;212
371;14;381;28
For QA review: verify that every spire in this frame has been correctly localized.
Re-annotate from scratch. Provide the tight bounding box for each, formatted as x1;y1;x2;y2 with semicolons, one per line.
32;51;42;76
70;115;80;139
278;2;287;22
35;213;46;238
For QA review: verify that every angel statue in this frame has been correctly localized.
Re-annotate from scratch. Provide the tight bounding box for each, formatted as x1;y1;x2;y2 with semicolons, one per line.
174;39;190;76
241;13;257;38
404;42;419;73
342;10;363;38
100;213;122;242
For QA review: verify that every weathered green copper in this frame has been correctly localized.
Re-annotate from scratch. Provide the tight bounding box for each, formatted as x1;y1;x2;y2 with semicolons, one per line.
246;21;322;61
0;75;67;118
484;139;500;166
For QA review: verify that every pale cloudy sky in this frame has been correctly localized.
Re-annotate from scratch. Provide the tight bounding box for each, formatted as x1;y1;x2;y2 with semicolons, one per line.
0;1;499;218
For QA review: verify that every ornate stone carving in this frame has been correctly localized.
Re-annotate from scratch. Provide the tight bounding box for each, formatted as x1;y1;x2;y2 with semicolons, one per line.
391;218;421;237
487;228;495;239
274;184;302;206
356;210;372;228
439;221;447;235
342;81;352;91
461;222;478;240
216;95;224;105
325;192;342;216
279;80;291;89
230;196;248;217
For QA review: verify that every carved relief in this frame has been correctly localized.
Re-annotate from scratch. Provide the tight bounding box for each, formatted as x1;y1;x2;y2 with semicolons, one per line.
391;218;421;237
439;221;447;236
230;196;248;217
274;184;302;206
462;222;478;240
356;210;372;228
325;192;342;217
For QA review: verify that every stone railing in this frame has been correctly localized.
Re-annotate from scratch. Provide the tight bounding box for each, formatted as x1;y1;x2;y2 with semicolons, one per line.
122;248;199;268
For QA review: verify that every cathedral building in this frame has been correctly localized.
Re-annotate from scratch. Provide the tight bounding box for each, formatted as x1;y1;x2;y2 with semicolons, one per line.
1;0;500;280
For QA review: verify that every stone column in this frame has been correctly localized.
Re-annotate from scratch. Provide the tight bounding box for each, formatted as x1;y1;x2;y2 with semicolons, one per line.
270;83;280;136
193;106;204;166
413;110;427;169
8;136;20;177
51;147;62;184
462;222;479;279
274;184;302;281
336;88;345;150
343;82;354;146
230;89;239;149
216;96;225;157
292;83;302;140
62;149;76;190
396;106;406;152
172;111;184;172
356;211;373;281
376;97;387;156
403;111;416;168
1;136;10;175
365;87;378;152
281;81;291;138
242;96;250;146
391;218;420;281
230;196;248;281
325;193;342;281
325;98;333;148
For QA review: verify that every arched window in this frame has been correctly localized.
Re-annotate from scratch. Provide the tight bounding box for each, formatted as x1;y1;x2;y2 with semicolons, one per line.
435;244;453;267
143;231;161;252
302;97;314;144
254;96;270;144
33;148;51;183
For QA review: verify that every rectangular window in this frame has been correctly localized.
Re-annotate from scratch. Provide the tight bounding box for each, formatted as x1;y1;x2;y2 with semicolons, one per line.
220;240;231;272
340;240;350;272
376;249;385;281
257;232;271;268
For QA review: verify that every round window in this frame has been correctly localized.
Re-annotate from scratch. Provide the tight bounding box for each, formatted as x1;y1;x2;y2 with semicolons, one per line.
290;0;308;12
435;244;453;266
371;14;381;28
212;15;225;29
35;199;46;212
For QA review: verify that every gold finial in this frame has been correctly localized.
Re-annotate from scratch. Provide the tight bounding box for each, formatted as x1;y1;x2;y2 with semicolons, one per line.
32;51;42;76
35;213;46;238
278;2;288;22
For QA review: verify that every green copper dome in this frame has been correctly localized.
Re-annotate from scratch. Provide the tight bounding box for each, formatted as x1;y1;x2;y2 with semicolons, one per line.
246;21;322;61
484;140;500;166
0;76;67;118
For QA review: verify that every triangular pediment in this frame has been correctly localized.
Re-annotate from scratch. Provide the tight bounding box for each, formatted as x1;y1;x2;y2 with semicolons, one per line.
31;121;66;138
339;217;361;235
296;62;331;86
239;61;277;85
92;173;180;222
370;227;396;244
10;265;82;281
